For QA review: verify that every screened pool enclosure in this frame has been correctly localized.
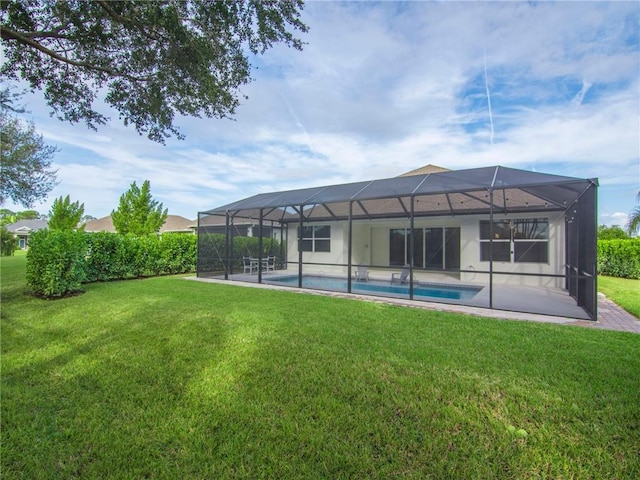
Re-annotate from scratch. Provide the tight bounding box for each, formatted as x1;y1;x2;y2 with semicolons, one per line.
198;166;598;320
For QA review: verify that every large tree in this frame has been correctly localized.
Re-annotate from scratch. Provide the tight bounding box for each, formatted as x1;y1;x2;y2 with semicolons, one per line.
48;195;85;231
1;0;308;143
112;180;168;235
0;113;58;207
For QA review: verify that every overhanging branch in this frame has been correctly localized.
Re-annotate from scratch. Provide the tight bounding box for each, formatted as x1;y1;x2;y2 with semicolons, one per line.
1;26;150;82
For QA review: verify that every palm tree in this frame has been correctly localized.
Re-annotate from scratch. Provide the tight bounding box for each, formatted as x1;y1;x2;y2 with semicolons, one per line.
627;191;640;236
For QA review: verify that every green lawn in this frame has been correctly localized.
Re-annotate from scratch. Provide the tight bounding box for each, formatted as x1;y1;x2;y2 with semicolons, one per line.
598;275;640;318
2;255;639;479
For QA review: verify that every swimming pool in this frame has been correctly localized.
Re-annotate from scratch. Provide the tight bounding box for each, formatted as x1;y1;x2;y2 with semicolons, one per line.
266;275;482;301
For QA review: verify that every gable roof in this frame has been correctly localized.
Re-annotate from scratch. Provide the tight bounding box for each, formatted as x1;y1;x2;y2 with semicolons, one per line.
398;164;450;177
5;219;48;233
84;215;194;233
202;165;597;223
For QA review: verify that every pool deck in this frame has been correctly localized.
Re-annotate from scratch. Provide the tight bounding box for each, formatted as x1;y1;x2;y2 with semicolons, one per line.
186;276;640;334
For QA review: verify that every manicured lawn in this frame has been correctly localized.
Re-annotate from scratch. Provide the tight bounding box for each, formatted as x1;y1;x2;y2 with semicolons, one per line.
2;255;639;479
598;275;640;318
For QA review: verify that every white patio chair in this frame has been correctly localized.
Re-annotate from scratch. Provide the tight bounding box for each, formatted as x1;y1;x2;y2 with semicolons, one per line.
354;263;370;281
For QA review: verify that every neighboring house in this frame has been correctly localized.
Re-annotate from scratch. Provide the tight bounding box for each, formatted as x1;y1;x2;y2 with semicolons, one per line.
84;215;195;234
198;164;598;320
197;213;281;238
5;219;48;249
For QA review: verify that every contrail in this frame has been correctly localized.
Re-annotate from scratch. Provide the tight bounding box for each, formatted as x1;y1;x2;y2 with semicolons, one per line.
483;50;495;145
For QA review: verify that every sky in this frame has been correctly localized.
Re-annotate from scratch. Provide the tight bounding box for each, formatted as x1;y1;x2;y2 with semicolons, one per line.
4;1;640;227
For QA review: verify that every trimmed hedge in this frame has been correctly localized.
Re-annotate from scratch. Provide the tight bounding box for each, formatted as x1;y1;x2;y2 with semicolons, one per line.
197;233;283;274
26;230;87;297
597;239;640;279
27;230;282;297
27;231;198;297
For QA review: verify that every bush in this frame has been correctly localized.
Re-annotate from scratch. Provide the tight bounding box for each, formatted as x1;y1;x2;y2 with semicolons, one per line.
598;239;640;279
26;230;87;297
0;226;18;256
84;232;130;282
159;233;197;274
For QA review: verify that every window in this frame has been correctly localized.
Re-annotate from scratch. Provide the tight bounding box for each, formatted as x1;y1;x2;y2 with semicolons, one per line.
480;218;548;263
298;225;331;252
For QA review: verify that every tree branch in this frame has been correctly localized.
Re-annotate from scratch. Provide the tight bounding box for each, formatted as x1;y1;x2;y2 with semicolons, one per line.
1;26;150;82
96;0;164;42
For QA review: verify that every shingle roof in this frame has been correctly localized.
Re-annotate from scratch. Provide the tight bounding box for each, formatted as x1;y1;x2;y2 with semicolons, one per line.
5;219;48;233
84;215;195;233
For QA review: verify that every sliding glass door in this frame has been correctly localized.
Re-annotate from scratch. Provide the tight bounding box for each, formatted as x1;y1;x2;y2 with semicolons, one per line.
389;227;460;270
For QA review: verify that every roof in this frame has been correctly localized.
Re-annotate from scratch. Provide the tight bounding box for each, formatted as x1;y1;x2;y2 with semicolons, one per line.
84;215;195;233
84;216;116;232
398;164;450;177
201;165;597;223
5;219;48;233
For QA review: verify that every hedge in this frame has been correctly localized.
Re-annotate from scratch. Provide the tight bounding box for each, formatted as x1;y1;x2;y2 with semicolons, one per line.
27;230;283;297
26;230;87;297
597;239;640;279
197;233;283;274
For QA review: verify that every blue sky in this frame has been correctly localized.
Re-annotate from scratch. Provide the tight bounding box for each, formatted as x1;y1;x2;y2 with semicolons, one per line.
5;1;639;227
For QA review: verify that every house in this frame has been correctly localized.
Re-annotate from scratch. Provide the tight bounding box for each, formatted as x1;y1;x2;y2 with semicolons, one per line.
5;219;48;249
197;165;598;320
84;215;195;234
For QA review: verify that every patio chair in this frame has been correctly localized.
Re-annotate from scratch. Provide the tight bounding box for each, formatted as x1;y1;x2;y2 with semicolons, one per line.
242;256;256;274
262;255;276;273
391;264;410;284
354;263;369;281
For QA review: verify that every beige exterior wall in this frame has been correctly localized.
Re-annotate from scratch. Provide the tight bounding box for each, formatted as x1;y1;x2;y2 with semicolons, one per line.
286;211;565;288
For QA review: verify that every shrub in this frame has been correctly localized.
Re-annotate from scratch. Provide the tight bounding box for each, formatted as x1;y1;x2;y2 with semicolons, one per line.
598;239;640;279
26;229;87;297
159;233;197;274
85;232;130;282
0;226;18;256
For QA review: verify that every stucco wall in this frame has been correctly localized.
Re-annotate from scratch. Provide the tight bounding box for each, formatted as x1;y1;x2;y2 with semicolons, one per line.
286;211;566;288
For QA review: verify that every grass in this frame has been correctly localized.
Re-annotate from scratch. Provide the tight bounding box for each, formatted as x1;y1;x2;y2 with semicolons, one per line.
598;275;640;318
2;254;639;479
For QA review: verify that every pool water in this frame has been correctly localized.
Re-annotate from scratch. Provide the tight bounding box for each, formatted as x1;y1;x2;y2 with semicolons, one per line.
267;275;482;301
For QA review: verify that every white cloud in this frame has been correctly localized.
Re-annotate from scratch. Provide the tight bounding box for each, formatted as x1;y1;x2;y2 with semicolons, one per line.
4;1;638;224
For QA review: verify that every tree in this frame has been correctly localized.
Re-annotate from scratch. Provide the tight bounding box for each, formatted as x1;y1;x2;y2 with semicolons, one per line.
0;225;18;256
1;0;308;143
1;110;58;208
0;208;45;225
597;225;629;240
627;191;640;237
48;195;85;231
112;180;168;235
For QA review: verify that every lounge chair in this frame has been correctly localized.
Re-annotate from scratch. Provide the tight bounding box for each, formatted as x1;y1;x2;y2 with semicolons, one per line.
242;256;256;274
391;264;410;284
354;263;369;281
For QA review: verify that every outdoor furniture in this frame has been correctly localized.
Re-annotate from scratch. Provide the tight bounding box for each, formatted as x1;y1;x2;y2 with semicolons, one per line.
243;256;257;275
354;263;369;281
391;264;410;284
263;255;276;273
